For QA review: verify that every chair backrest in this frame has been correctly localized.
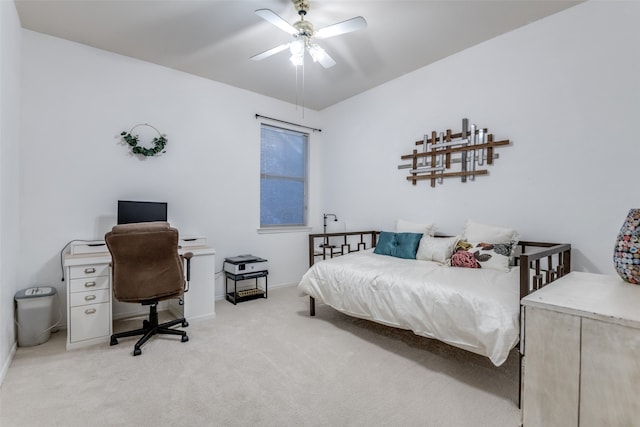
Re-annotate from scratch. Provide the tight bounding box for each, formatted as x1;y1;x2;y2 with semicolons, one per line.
105;221;184;303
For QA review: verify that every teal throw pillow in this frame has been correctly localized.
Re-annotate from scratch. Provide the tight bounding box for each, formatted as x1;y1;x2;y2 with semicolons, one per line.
374;231;423;259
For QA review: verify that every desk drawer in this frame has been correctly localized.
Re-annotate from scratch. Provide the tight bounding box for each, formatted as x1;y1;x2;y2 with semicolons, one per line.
70;289;110;307
69;263;109;280
69;302;110;343
69;275;109;293
179;236;207;248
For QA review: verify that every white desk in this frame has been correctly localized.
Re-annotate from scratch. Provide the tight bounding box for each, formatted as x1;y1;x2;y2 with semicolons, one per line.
63;246;215;350
521;272;640;427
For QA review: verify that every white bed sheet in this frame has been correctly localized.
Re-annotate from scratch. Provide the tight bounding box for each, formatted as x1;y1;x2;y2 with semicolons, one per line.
297;249;520;366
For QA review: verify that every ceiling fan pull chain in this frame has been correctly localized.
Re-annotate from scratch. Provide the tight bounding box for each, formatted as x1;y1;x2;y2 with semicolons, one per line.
295;62;299;110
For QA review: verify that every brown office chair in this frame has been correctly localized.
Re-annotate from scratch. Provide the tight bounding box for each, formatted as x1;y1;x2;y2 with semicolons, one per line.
105;221;189;356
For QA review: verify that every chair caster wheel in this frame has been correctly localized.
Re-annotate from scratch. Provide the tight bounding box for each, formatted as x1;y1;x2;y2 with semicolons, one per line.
181;335;189;343
182;320;189;328
133;348;142;356
110;338;118;346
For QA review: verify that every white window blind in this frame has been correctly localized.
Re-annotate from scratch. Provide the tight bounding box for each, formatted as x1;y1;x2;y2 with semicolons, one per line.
260;124;308;227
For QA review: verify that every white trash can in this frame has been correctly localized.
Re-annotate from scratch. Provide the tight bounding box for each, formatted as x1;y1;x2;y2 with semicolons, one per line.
15;287;58;347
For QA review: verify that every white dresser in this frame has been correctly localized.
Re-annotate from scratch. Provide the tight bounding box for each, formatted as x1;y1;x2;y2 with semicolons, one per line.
521;271;640;427
63;245;216;350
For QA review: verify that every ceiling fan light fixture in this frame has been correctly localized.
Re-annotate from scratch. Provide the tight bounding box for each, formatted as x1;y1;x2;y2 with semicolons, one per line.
289;53;304;66
289;39;305;56
289;39;305;66
308;44;326;63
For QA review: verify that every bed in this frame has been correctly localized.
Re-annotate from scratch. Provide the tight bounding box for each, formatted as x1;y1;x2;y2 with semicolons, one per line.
298;227;571;367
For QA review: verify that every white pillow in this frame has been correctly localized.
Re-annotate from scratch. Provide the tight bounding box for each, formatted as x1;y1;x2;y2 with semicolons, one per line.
395;219;435;237
416;235;460;264
463;219;518;244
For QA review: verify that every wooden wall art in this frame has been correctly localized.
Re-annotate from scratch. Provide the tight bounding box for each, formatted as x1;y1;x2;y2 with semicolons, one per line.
398;118;510;187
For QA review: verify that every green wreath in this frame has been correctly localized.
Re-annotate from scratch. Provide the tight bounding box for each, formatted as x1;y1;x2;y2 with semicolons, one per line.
120;123;167;157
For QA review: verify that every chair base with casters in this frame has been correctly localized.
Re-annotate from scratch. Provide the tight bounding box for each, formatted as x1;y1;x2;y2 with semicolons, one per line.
110;301;189;356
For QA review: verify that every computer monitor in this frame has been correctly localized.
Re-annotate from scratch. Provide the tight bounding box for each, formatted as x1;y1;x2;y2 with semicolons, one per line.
117;200;168;225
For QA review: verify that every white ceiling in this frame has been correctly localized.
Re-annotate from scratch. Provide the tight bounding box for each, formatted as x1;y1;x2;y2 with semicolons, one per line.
15;0;581;110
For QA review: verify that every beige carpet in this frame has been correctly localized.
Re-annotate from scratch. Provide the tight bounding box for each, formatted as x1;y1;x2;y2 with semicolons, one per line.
0;285;520;427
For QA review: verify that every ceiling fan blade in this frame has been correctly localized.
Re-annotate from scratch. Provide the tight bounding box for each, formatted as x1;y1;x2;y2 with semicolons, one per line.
250;43;289;61
314;16;367;40
255;9;297;35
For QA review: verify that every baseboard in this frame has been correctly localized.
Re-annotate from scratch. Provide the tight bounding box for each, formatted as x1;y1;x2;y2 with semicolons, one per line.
0;340;17;386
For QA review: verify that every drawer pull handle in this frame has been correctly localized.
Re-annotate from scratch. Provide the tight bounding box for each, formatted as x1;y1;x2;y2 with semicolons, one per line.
84;308;96;315
84;281;96;288
85;295;96;301
84;267;96;274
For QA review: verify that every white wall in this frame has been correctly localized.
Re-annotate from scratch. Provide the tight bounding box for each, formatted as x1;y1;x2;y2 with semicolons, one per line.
0;0;22;382
11;1;640;373
322;1;640;276
20;30;325;321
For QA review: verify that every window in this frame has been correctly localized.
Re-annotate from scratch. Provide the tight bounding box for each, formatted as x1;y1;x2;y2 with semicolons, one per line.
260;124;308;227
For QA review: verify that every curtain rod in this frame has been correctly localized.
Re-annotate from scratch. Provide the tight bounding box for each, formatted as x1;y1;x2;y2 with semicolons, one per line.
255;114;322;132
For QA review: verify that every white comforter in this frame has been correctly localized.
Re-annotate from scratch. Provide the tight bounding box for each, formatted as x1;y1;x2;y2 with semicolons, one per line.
297;250;520;366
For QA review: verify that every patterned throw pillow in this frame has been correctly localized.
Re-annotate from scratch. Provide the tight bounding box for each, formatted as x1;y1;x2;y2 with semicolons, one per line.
450;240;516;272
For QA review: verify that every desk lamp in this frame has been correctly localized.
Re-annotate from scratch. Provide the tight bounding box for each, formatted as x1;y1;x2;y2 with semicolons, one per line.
321;213;338;248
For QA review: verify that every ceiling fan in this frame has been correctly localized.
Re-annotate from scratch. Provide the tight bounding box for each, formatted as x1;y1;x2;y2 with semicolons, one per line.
251;0;367;68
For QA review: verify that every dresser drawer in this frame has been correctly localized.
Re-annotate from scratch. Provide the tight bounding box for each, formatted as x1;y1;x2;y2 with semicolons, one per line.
69;275;109;294
69;263;109;280
69;289;110;307
69;302;110;343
